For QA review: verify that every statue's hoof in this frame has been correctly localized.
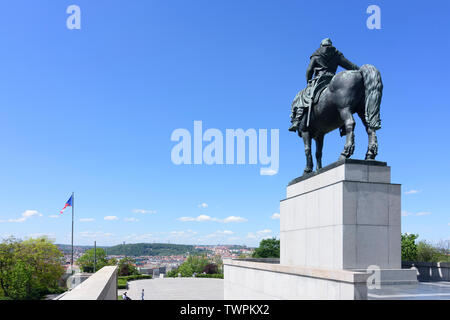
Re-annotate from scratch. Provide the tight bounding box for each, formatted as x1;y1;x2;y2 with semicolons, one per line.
303;168;313;175
288;126;297;132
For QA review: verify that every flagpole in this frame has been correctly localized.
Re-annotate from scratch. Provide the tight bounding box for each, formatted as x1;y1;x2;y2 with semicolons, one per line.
71;192;74;275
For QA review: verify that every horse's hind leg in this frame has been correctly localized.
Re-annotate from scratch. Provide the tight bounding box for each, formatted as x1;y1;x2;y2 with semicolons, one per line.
301;130;313;174
357;110;378;160
338;107;356;161
314;134;324;171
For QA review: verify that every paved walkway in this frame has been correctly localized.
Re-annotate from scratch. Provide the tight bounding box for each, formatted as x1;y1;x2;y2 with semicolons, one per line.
368;281;450;300
121;278;224;300
118;279;450;300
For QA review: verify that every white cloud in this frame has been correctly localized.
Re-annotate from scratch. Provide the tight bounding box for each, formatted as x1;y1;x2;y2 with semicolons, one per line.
3;210;43;223
401;210;413;217
170;230;198;237
247;229;272;239
402;210;432;217
222;216;247;223
198;203;208;209
218;230;234;235
79;218;95;222
260;168;278;176
132;209;157;214
80;231;114;238
179;214;213;222
123;233;154;242
196;215;213;222
26;233;55;240
405;190;420;195
271;213;280;220
104;216;119;221
178;215;247;223
206;230;235;238
178;216;195;222
124;217;139;222
49;215;60;219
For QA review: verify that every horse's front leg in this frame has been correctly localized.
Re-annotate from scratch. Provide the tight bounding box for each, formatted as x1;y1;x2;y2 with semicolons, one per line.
301;130;313;174
338;108;356;161
315;134;324;172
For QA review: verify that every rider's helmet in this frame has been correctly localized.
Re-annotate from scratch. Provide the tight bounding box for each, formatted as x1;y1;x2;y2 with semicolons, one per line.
320;38;332;47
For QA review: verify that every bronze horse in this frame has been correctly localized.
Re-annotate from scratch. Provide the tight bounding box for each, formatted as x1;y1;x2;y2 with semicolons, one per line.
294;64;383;174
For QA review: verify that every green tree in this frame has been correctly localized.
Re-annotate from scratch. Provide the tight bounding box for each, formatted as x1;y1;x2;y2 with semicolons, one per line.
417;241;444;262
252;238;280;258
401;233;418;261
178;263;194;277
173;254;211;277
0;237;20;299
185;255;210;274
77;248;113;273
211;255;223;274
0;236;65;300
118;257;139;276
436;240;450;262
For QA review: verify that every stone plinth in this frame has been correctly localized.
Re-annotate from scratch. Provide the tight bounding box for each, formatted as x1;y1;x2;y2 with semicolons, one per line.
280;159;416;284
223;160;417;300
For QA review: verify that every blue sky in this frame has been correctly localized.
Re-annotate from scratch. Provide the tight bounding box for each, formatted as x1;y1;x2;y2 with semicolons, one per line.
0;0;449;247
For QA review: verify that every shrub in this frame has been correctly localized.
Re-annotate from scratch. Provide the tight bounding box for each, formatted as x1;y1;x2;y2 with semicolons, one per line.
117;274;152;289
166;269;178;278
195;273;223;279
203;263;218;274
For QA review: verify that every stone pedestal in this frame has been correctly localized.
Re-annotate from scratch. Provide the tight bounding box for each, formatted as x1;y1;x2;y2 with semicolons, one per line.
224;159;416;300
280;159;417;284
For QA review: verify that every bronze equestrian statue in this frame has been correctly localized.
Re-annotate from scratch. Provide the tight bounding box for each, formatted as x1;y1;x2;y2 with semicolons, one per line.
289;38;383;174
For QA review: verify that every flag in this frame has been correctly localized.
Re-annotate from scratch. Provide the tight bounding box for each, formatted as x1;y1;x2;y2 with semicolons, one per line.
60;195;73;214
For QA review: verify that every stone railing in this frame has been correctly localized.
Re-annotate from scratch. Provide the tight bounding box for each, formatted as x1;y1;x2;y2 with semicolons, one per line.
402;261;450;282
55;266;118;300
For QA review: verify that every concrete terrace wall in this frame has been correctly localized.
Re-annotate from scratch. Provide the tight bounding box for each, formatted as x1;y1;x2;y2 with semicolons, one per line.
402;262;450;282
56;266;118;300
224;259;369;300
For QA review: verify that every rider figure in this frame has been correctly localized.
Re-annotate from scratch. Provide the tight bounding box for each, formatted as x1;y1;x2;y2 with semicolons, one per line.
289;38;360;132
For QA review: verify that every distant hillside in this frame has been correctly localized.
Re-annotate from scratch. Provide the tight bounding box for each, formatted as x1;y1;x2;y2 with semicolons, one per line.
106;243;198;256
57;244;103;254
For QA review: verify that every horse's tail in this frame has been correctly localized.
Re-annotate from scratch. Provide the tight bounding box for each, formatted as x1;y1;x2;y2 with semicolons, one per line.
360;64;383;130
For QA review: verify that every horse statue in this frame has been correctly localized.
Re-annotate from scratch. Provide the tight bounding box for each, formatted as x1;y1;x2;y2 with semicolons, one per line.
290;63;383;175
